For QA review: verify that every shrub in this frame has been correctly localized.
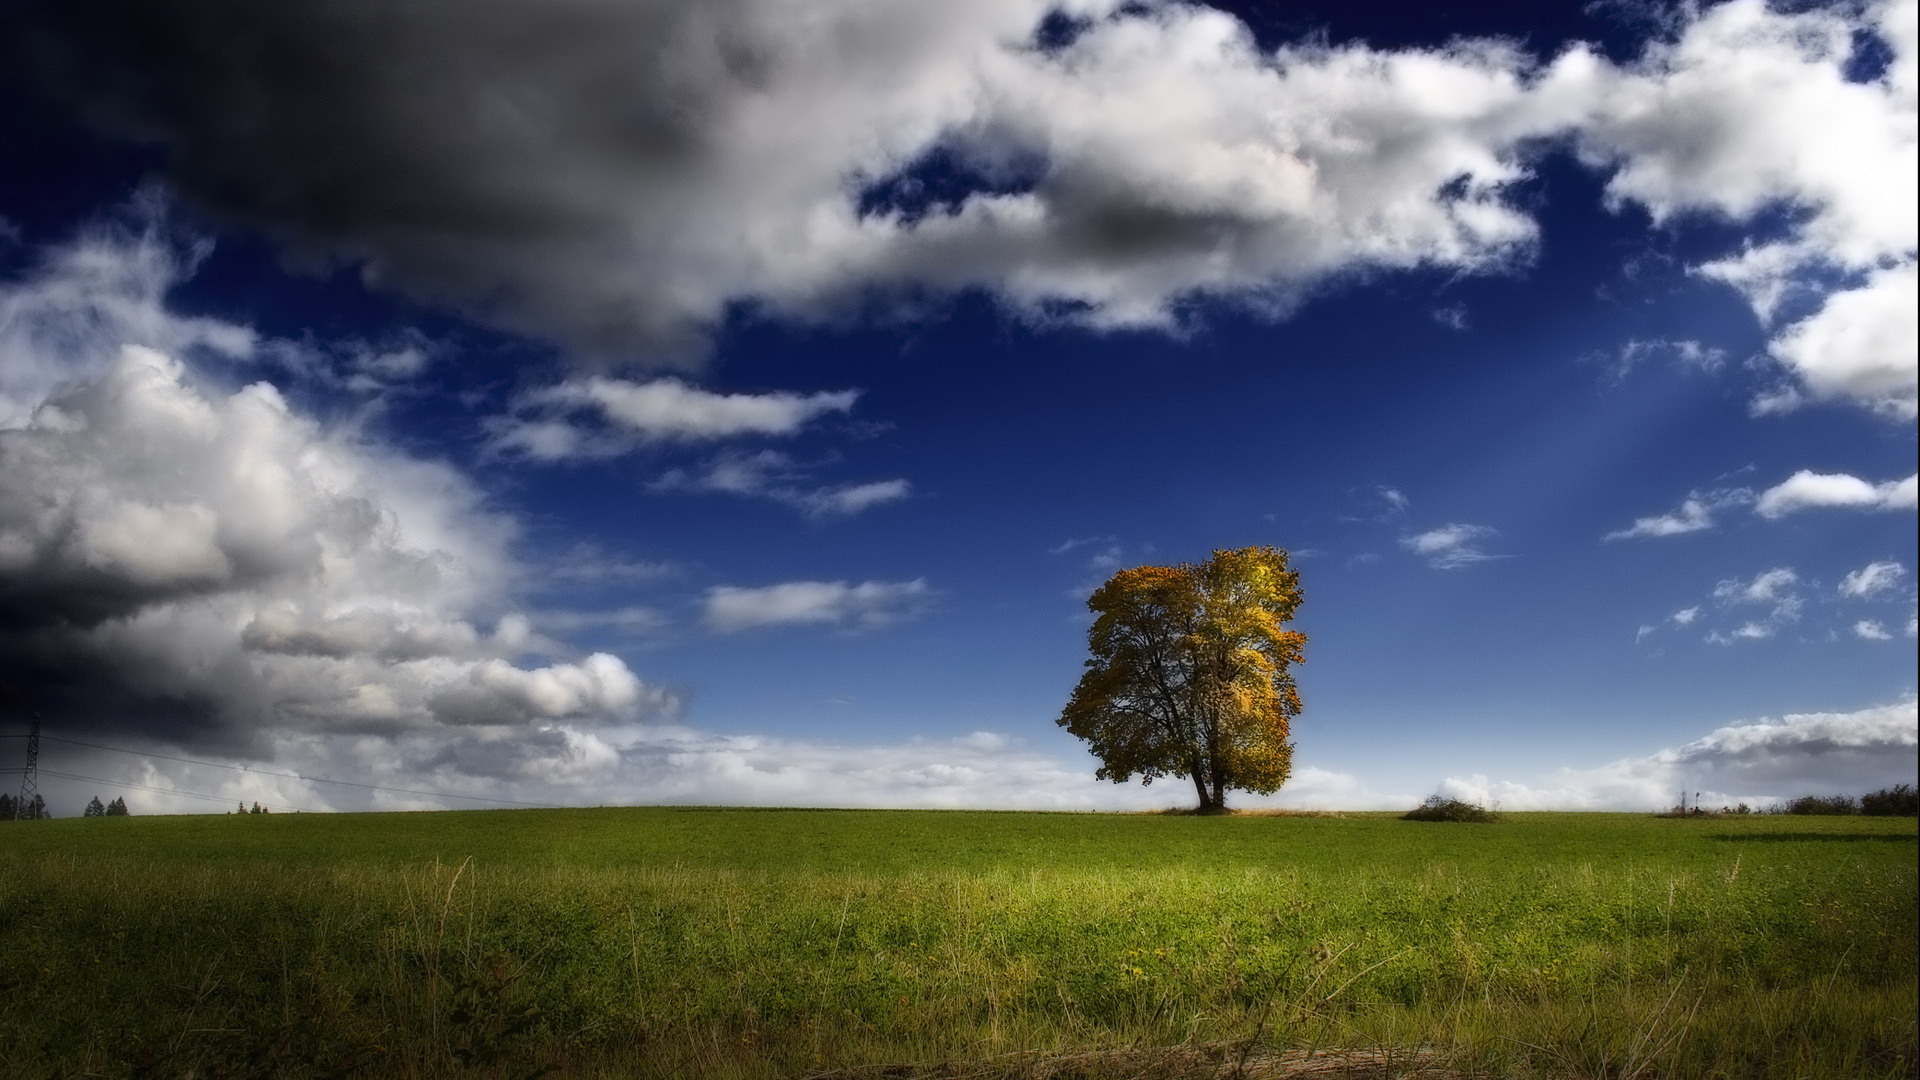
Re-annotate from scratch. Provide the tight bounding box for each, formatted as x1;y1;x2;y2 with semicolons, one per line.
1861;783;1918;816
1402;795;1498;823
1785;795;1857;816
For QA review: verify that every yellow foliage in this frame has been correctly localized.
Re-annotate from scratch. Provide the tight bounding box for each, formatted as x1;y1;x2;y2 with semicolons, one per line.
1058;546;1303;810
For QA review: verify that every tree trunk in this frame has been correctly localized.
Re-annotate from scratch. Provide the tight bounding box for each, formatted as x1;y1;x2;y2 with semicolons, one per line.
1191;766;1213;811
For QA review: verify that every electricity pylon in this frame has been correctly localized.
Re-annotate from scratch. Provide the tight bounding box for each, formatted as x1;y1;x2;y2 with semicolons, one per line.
16;714;39;820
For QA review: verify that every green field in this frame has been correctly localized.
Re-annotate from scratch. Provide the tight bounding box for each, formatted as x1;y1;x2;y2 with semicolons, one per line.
0;808;1913;1078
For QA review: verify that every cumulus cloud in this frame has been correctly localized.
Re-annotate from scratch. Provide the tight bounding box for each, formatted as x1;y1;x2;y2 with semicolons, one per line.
16;0;1590;357
1564;0;1918;418
1604;487;1752;540
1400;523;1500;569
15;0;1912;406
0;211;254;427
1840;559;1908;598
490;377;860;460
1435;698;1918;810
702;578;931;633
652;450;910;517
1853;619;1894;640
0;232;672;776
1754;469;1918;518
1763;264;1918;419
0;345;667;749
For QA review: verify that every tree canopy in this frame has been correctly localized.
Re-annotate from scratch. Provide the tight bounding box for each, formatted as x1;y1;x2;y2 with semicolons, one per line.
1057;546;1304;812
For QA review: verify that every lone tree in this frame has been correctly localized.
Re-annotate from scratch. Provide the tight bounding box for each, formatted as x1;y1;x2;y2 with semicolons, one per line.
1058;546;1304;812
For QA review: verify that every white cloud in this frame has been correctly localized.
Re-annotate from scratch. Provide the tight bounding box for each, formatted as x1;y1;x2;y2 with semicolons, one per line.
28;0;1588;354
1604;487;1752;540
1671;606;1700;626
0;231;674;785
40;721;1406;814
24;0;1914;397
1577;1;1915;268
597;729;1119;810
1754;469;1918;518
1561;0;1918;418
529;606;670;638
810;479;915;516
651;450;911;518
431;653;647;725
1435;698;1918;810
1400;523;1500;569
1701;567;1803;643
1706;621;1776;645
1713;566;1799;604
1608;337;1726;379
1766;264;1919;419
703;578;932;633
0;213;254;427
1049;535;1119;556
1840;559;1908;598
0;345;669;744
1853;619;1894;640
491;377;861;460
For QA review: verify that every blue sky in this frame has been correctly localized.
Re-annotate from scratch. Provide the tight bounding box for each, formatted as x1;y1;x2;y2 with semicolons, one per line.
0;0;1913;814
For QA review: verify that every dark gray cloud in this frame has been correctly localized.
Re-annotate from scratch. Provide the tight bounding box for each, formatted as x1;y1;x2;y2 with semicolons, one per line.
12;0;1573;359
13;0;1914;402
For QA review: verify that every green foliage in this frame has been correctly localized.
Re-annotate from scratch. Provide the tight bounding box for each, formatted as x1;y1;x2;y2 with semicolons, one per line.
1060;546;1303;810
1400;796;1499;823
0;808;1912;1079
1787;795;1859;815
1862;783;1918;817
1;792;49;819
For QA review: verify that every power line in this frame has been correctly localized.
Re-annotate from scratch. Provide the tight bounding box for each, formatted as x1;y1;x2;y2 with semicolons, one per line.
0;732;558;809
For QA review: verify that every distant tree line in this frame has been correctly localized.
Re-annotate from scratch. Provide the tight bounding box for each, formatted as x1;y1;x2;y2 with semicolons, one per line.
1781;784;1917;816
0;793;48;819
1;793;136;819
1661;784;1917;818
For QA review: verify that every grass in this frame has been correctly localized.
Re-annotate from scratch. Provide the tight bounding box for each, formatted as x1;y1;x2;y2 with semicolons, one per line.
0;808;1913;1078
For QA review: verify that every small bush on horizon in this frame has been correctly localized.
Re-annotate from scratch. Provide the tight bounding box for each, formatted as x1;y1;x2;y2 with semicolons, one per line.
1401;795;1498;822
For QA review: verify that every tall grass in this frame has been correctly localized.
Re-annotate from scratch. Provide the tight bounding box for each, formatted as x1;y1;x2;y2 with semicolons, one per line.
0;809;1912;1078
